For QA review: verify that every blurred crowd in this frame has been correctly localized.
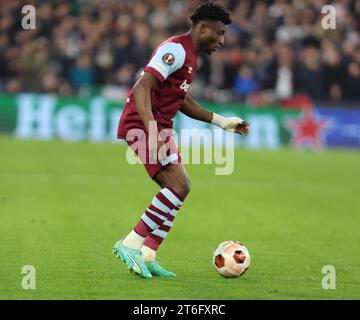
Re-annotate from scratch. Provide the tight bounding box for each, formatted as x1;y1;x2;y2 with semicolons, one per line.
1;0;360;104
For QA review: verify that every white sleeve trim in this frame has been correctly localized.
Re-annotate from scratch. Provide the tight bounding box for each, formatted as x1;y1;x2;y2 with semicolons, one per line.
147;42;186;80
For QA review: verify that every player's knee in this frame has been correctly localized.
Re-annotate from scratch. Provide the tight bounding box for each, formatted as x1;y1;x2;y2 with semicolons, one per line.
182;177;191;197
173;178;191;200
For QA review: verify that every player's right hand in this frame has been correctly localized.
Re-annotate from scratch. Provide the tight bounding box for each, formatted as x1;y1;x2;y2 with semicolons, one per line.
148;135;167;164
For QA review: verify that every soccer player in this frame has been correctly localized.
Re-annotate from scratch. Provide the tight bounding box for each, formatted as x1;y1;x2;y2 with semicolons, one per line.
113;2;250;278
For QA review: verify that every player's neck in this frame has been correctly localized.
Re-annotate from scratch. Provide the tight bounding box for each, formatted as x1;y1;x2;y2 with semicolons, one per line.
187;29;200;52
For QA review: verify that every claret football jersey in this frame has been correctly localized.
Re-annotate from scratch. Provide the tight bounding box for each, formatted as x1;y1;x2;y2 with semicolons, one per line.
118;33;198;139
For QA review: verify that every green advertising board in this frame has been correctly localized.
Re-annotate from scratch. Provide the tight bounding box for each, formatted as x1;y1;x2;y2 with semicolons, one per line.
0;93;301;149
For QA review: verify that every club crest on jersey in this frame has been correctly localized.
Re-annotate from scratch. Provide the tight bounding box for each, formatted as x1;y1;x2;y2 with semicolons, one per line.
162;53;175;65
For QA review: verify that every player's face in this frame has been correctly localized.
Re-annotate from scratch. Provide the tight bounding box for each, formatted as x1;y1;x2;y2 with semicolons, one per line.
199;21;226;55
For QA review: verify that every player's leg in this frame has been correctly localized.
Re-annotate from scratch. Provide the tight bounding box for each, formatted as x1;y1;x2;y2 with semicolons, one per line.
153;162;191;198
115;131;187;277
113;179;178;278
143;162;190;251
140;163;190;276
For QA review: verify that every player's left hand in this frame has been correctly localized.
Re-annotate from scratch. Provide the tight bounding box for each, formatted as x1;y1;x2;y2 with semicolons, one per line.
233;119;250;136
212;114;250;136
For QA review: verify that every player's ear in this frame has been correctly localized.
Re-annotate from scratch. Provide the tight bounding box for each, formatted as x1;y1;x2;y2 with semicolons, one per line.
198;22;208;35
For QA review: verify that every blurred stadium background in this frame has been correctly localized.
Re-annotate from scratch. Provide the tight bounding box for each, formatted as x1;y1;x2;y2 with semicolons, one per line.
1;0;360;300
1;0;360;103
0;0;359;148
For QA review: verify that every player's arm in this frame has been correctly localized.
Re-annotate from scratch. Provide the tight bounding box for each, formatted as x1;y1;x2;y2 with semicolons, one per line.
180;94;213;123
132;72;159;134
180;94;250;136
132;72;166;162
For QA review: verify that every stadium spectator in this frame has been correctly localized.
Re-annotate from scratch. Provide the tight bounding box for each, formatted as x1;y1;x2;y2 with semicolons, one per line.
261;42;295;100
233;64;258;99
343;61;360;99
297;42;328;100
69;53;95;93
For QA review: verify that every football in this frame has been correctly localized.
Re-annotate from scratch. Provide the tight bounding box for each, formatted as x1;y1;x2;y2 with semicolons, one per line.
213;240;251;278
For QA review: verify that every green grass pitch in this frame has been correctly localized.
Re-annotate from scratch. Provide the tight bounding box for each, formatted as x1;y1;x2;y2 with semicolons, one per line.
0;135;359;300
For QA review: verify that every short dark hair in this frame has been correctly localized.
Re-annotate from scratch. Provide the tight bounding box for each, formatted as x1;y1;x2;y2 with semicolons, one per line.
190;1;232;25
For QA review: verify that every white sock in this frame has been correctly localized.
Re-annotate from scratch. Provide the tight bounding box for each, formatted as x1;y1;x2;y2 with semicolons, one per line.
122;230;145;250
141;245;156;262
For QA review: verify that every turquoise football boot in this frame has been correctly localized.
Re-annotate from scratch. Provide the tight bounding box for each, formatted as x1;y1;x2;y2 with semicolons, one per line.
145;260;176;277
112;240;152;279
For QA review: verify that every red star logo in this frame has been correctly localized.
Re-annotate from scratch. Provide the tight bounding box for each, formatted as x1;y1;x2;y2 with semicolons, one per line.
286;108;332;149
